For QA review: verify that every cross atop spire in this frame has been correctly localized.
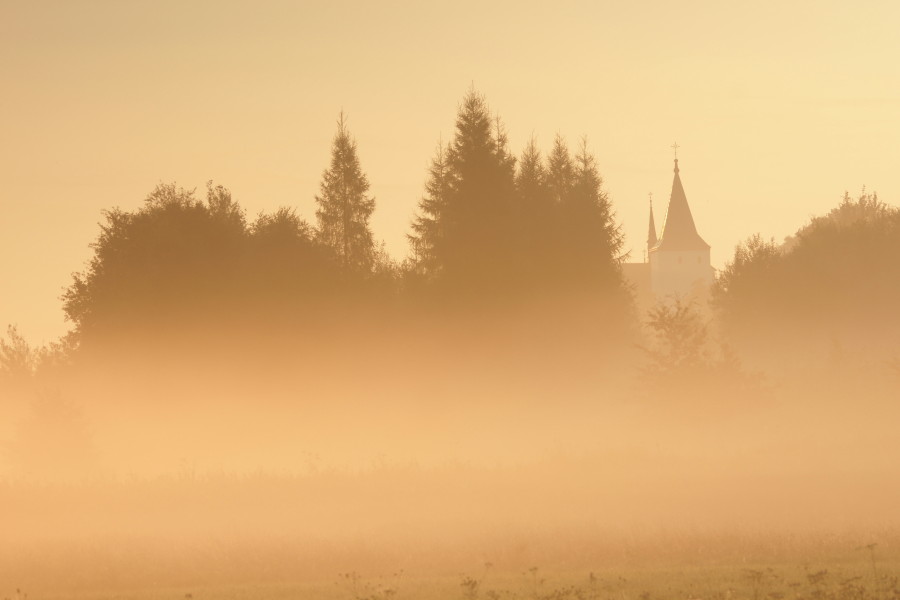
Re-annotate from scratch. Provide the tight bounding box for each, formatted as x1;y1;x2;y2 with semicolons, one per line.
654;156;709;252
671;142;679;159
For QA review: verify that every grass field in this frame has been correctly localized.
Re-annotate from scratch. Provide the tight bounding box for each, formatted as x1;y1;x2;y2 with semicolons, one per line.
5;533;898;600
21;559;900;600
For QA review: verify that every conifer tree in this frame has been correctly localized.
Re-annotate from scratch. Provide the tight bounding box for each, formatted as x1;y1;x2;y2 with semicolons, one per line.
562;139;623;287
493;114;517;183
516;137;547;206
411;90;517;289
408;92;625;298
546;135;575;205
515;137;554;283
408;142;451;278
315;112;376;272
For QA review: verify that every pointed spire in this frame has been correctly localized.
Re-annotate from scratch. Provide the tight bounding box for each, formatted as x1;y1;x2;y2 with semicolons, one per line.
647;192;658;254
654;157;709;251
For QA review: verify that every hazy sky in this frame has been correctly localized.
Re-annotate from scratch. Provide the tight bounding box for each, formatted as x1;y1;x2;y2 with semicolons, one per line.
2;0;899;342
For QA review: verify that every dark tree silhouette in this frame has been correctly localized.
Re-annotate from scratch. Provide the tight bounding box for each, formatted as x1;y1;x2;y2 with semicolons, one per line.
57;92;636;360
515;137;550;213
520;135;624;293
514;137;554;282
61;182;342;349
712;189;900;356
409;90;518;293
409;91;627;304
409;141;451;279
546;135;575;205
559;139;624;289
315;112;376;273
62;183;247;342
246;207;342;310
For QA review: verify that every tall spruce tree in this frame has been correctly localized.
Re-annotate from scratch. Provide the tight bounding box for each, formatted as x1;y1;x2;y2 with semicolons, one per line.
546;135;575;205
562;139;623;287
493;114;517;183
516;136;547;207
515;137;554;283
409;141;451;278
315;112;376;272
411;90;518;290
408;91;626;298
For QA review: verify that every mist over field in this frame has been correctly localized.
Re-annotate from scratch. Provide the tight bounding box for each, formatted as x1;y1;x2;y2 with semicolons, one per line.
3;219;900;596
4;3;900;598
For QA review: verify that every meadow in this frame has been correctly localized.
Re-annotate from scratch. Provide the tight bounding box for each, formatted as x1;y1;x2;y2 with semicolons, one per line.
7;534;898;600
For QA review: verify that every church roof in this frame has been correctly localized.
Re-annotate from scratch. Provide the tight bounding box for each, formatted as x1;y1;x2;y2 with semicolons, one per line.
647;196;658;249
652;158;710;252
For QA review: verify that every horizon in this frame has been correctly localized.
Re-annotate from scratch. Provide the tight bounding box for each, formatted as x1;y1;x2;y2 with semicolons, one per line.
3;1;900;342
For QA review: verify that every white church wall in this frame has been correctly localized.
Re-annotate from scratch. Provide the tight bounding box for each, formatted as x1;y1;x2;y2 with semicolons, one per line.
649;248;713;300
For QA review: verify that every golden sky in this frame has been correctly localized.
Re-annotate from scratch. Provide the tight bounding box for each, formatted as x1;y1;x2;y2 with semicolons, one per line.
2;0;899;342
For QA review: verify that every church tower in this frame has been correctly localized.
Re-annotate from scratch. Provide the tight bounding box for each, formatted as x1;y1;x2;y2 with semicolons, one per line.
648;156;713;299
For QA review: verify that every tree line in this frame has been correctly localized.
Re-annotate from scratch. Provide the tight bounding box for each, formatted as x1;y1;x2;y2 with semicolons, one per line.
2;90;899;377
4;91;900;480
55;90;628;353
712;189;900;359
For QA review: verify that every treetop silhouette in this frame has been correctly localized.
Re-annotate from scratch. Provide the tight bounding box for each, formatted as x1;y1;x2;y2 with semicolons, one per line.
409;91;625;300
315;112;377;273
